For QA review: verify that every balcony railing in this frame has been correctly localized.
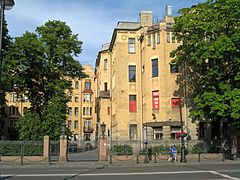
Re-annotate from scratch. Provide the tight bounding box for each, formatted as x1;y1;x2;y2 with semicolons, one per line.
99;90;110;98
83;127;94;133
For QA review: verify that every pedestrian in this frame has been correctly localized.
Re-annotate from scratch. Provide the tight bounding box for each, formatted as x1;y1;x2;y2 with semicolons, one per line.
170;145;177;162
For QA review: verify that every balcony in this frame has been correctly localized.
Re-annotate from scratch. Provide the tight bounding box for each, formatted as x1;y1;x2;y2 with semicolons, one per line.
83;127;94;133
99;90;110;98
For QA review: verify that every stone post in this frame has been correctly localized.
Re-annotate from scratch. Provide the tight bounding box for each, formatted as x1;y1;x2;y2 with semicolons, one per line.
99;135;108;161
59;135;67;162
43;135;50;161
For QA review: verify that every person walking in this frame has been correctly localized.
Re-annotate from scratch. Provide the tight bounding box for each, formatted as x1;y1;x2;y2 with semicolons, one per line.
170;145;177;162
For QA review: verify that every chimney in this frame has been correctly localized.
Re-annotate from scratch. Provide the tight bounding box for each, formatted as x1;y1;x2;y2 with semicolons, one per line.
165;5;172;16
139;10;153;27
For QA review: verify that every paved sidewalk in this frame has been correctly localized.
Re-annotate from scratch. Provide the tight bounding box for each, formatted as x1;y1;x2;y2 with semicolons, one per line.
1;159;240;169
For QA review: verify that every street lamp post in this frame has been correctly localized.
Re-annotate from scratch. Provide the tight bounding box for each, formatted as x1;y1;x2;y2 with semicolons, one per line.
179;100;187;162
100;122;106;138
143;125;149;163
61;122;66;137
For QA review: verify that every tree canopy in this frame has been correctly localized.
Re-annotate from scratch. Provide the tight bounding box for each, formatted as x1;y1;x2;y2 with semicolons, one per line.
4;20;86;140
0;18;13;138
171;0;240;127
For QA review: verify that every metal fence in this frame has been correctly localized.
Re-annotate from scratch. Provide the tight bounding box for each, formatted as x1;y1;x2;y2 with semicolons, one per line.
50;140;60;161
0;140;45;165
67;140;99;161
109;139;228;164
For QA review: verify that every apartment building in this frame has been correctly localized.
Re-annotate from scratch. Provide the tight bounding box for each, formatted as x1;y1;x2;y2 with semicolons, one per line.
1;65;96;141
95;5;198;143
67;65;96;142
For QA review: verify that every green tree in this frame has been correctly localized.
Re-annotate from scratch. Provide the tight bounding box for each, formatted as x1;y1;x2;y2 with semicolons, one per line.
5;20;86;140
18;111;42;141
171;0;240;127
0;17;13;139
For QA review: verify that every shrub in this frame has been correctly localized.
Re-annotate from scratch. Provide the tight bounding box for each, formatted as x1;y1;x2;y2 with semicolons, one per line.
0;141;43;156
187;144;204;154
111;144;133;155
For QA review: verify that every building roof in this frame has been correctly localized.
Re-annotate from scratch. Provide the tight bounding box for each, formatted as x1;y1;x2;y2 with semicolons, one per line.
101;43;110;51
116;22;141;30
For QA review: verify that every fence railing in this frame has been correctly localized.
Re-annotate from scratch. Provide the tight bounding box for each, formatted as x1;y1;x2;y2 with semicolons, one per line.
0;141;43;156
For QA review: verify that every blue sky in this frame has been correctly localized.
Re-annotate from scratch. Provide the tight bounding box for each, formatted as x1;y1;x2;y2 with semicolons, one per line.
5;0;206;67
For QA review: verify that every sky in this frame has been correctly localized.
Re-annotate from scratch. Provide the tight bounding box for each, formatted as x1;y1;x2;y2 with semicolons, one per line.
5;0;206;68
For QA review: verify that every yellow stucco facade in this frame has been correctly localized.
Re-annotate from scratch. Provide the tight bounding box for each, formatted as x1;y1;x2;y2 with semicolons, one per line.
2;65;96;141
95;9;198;143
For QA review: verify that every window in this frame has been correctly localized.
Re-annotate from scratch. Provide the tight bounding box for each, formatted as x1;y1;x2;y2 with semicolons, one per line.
128;38;135;53
74;120;78;129
129;65;136;82
152;91;159;109
84;134;91;141
129;95;137;112
153;127;163;140
74;107;79;116
104;59;108;70
107;107;110;115
83;107;87;115
68;107;72;116
170;126;181;139
9;106;19;116
84;120;92;129
83;94;92;102
171;98;180;107
152;59;158;77
157;33;160;44
90;107;92;115
83;107;92;115
69;81;73;88
172;32;175;43
84;81;91;89
74;134;79;141
170;64;179;73
104;82;108;91
9;119;18;128
75;81;79;89
129;124;137;140
75;94;79;102
23;107;27;114
152;34;156;49
148;34;151;46
68;120;72;128
23;95;28;102
11;93;18;102
68;93;72;102
167;32;170;43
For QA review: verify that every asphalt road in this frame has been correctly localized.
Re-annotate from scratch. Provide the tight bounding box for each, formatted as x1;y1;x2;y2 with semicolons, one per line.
1;163;240;180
